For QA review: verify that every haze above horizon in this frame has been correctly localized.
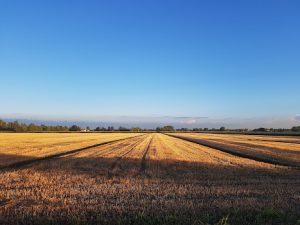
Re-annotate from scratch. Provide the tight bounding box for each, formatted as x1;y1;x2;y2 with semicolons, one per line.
1;0;300;127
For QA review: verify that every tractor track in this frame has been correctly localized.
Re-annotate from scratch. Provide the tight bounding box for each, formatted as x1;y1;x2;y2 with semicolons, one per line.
251;138;300;145
110;135;148;171
166;135;244;168
65;134;147;159
140;135;153;173
0;134;145;172
165;134;300;170
203;138;300;155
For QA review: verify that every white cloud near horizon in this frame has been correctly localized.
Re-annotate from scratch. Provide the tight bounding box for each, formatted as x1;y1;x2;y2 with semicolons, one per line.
1;113;300;129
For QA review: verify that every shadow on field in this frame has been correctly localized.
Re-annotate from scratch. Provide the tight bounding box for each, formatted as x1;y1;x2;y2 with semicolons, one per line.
0;154;299;225
1;152;299;181
0;153;39;169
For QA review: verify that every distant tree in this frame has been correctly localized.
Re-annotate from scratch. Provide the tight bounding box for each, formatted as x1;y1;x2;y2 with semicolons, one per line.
86;126;90;131
156;125;175;132
131;127;141;132
253;128;267;132
96;127;107;131
107;126;114;131
41;124;48;131
192;128;202;131
0;120;72;132
118;126;130;131
220;126;226;131
291;126;300;132
27;123;43;132
177;128;189;131
165;126;175;131
9;121;26;132
0;119;6;129
69;125;81;131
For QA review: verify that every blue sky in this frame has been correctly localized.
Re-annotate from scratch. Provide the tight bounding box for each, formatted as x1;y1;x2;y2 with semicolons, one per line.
0;0;300;127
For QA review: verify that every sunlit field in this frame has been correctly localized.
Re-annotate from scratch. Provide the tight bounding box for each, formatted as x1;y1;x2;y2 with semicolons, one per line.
169;133;300;168
0;133;299;225
0;133;140;167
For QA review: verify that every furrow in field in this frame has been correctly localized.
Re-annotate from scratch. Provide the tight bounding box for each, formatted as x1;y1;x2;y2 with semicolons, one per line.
162;134;277;168
165;136;244;168
109;136;148;171
140;135;153;173
0;133;141;167
184;133;300;166
167;133;300;169
26;135;149;176
188;133;300;144
0;134;144;171
146;134;187;178
143;134;290;181
180;133;300;153
111;134;154;175
67;134;147;159
257;138;300;144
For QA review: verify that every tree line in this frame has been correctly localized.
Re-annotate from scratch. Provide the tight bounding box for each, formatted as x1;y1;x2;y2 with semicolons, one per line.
158;126;300;133
0;120;70;132
0;119;299;133
0;120;145;132
177;126;300;133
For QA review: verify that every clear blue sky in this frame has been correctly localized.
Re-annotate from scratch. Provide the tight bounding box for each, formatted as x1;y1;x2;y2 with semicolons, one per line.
1;0;300;121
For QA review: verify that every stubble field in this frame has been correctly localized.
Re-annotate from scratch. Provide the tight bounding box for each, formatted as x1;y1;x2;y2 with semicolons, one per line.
0;133;299;225
0;133;140;167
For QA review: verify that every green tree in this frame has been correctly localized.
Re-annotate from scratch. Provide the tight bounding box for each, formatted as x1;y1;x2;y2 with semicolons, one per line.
220;126;226;131
69;125;81;131
157;125;175;132
0;120;7;130
131;127;141;132
291;126;300;132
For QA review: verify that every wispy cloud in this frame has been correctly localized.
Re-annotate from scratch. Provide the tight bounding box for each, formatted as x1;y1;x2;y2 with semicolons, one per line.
181;119;197;124
164;116;208;119
295;115;300;122
154;116;209;125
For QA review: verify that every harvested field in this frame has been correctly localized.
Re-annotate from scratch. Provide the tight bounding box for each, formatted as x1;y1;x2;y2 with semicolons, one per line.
169;133;300;168
0;133;141;167
0;133;299;225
